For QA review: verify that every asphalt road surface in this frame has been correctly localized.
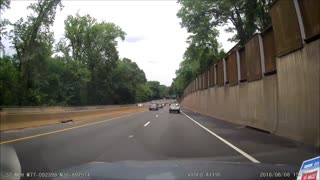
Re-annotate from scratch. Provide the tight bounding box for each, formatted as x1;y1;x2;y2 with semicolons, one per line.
0;106;319;177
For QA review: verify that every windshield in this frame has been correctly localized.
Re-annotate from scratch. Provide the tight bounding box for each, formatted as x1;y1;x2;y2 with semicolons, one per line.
0;0;319;180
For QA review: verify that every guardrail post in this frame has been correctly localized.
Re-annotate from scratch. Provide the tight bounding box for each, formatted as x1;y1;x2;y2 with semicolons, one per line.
214;64;217;86
208;69;210;88
236;50;241;83
223;58;227;85
293;0;306;43
258;34;266;76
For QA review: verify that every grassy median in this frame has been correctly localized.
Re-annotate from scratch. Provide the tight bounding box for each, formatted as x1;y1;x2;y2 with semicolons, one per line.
0;107;146;131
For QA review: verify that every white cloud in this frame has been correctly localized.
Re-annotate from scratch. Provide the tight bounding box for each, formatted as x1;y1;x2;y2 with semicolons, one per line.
2;0;236;86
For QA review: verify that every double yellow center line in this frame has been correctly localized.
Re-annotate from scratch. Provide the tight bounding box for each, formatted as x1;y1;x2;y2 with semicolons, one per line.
0;111;145;145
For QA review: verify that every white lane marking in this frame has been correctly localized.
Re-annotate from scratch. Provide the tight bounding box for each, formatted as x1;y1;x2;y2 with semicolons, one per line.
144;121;151;127
155;115;159;117
128;135;134;138
181;111;260;163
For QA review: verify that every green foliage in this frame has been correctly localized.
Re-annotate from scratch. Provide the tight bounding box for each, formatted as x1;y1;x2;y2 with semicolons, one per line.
63;14;125;66
146;81;160;100
0;0;10;11
62;13;127;105
0;56;19;105
7;0;63;105
0;18;10;54
0;0;11;53
1;1;167;106
171;0;271;96
135;84;152;102
137;81;168;101
111;58;146;104
177;0;272;45
39;58;90;105
177;0;222;72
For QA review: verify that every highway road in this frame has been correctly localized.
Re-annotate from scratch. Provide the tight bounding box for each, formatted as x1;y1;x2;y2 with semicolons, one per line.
0;106;318;178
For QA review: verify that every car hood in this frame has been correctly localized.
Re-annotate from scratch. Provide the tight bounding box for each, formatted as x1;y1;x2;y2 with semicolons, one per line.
55;159;299;180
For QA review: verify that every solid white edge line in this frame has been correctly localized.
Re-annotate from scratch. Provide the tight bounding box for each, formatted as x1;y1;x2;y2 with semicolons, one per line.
181;111;261;163
144;121;151;127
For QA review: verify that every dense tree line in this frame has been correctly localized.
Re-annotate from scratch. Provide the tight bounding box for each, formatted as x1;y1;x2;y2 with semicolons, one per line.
0;0;168;106
170;0;272;96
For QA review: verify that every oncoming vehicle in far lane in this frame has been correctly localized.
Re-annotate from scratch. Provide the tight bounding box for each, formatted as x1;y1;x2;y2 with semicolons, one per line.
169;103;180;113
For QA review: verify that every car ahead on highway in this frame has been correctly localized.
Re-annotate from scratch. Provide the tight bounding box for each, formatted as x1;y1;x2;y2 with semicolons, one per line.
158;103;163;108
136;103;143;107
169;103;180;113
149;103;158;111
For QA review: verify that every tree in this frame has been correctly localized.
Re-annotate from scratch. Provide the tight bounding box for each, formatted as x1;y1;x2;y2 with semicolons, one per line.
1;1;166;106
111;58;147;104
0;0;11;54
177;0;272;45
63;14;126;67
177;0;223;72
172;0;271;96
146;81;160;100
135;84;152;102
63;14;96;64
39;57;90;105
145;81;168;100
0;56;19;105
0;0;10;11
0;18;10;54
159;85;169;99
9;0;63;105
61;14;126;104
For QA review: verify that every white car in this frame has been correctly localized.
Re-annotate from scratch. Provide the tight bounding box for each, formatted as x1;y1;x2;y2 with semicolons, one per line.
136;103;143;107
169;103;180;113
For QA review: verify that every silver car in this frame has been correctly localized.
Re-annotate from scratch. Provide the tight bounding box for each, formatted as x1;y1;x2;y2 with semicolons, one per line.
169;103;180;113
149;103;158;111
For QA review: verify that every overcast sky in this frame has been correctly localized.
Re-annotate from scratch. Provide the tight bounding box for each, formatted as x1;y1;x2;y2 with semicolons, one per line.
2;0;236;86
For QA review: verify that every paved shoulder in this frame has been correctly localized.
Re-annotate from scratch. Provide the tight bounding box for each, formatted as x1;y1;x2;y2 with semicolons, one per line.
181;108;319;166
